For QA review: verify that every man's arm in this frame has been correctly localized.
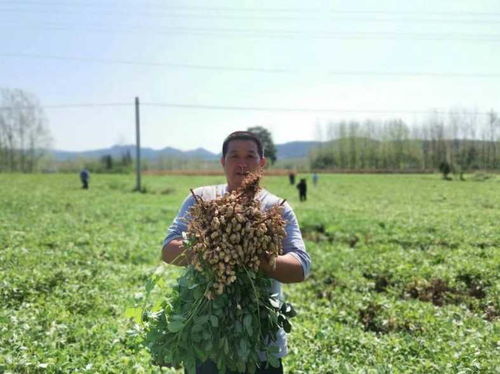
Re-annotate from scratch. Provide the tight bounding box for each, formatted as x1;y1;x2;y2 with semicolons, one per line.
259;253;305;283
162;238;192;266
161;193;197;266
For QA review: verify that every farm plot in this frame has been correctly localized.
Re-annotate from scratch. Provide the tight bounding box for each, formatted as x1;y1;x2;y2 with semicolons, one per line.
0;173;498;373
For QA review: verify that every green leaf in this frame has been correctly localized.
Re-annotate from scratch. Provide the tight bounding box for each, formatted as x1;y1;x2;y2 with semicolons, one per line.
267;346;280;355
238;361;247;373
145;278;156;294
238;339;249;360
246;362;256;374
205;340;213;352
210;315;218;327
268;354;280;368
243;314;253;336
123;307;142;323
151;300;164;313
234;320;243;333
167;319;185;332
191;331;203;342
184;357;196;374
197;315;209;325
203;329;211;340
193;344;207;361
153;264;167;276
269;296;280;309
192;287;203;300
282;318;292;333
191;322;204;333
217;357;226;373
280;302;297;318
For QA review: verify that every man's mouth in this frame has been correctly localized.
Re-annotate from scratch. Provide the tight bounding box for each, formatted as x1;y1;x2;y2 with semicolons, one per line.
236;171;249;176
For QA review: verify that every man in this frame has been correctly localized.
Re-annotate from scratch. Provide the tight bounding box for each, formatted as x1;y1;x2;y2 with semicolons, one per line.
162;131;311;374
312;173;319;187
296;178;307;202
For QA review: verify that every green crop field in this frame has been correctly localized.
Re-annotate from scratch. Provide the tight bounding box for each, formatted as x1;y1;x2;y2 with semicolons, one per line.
1;173;499;373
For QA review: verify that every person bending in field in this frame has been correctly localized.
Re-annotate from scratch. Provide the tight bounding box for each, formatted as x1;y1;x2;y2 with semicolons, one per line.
80;168;90;189
162;131;311;374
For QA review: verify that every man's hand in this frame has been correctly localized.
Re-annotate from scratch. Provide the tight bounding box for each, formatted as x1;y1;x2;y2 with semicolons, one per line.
162;239;193;266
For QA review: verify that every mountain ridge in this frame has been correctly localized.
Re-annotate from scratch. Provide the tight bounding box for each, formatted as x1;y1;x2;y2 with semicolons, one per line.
52;141;321;161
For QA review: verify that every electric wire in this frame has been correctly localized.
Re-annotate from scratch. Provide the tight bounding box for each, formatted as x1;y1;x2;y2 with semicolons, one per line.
1;6;500;24
0;102;495;116
1;53;498;78
1;1;500;18
1;20;499;42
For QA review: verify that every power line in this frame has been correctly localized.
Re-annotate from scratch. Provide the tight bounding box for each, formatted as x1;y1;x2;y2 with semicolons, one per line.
1;101;495;116
1;53;499;78
1;20;500;42
142;102;496;116
0;54;290;73
131;6;500;18
1;1;500;18
0;103;131;110
2;6;500;24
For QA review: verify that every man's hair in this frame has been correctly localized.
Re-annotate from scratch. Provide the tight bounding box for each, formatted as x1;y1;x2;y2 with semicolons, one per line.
222;131;264;158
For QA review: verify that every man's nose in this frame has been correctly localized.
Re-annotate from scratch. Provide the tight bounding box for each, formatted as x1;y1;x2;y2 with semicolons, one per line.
236;160;247;169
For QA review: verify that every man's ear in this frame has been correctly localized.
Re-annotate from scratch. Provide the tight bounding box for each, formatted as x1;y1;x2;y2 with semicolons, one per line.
220;157;226;168
259;157;267;168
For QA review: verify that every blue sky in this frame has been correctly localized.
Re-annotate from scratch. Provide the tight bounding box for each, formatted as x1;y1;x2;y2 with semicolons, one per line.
1;0;499;152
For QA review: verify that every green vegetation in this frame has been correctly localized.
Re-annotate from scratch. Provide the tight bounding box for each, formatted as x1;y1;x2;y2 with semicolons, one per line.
309;115;500;173
1;173;499;373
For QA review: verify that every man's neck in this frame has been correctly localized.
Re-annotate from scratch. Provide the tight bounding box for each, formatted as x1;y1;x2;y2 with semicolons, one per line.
226;183;238;192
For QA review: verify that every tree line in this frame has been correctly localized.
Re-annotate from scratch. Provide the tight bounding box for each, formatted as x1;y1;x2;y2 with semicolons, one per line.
0;88;52;172
310;110;499;175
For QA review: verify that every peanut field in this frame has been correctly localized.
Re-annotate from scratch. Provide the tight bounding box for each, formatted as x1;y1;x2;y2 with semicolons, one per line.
1;173;499;373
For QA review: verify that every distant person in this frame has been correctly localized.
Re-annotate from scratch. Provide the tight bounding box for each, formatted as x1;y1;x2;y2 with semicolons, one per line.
296;178;307;201
288;172;296;185
80;168;90;189
312;173;319;186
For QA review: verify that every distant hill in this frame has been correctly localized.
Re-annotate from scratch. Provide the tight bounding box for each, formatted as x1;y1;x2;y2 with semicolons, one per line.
275;141;321;159
52;145;220;161
53;145;158;161
52;141;321;161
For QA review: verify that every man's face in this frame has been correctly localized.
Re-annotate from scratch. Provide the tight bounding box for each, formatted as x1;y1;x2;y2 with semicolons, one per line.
221;139;266;190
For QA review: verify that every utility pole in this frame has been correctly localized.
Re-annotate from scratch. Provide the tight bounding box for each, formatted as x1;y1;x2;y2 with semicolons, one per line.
135;96;141;192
